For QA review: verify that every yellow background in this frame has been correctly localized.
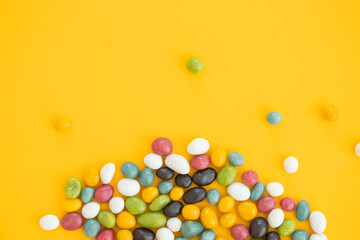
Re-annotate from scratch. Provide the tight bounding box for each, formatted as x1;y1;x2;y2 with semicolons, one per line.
1;0;360;239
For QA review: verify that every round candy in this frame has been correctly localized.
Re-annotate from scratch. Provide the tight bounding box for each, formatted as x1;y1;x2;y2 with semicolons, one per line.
144;153;163;170
250;182;265;201
190;154;210;170
133;228;155;240
242;170;258;186
80;187;95;203
181;221;204;238
267;111;282;125
62;198;82;212
249;217;269;239
163;201;184;217
278;219;296;236
325;105;339;121
187;138;210;155
84;168;100;187
182;205;200;220
97;210;116;228
175;174;192;188
309;211;327;233
207;189;221;205
61;212;84;231
218;196;235;213
167;217;182;232
39;214;60;230
356;143;360;157
158;180;173;194
280;197;296;211
142;186;159;203
109;196;125;214
64;178;82;199
200;207;218;229
149;195;171;212
96;228;115;240
139;168;155;186
55;117;72;132
267;208;284;228
156;227;174;240
121;161;140;178
170;186;184;201
192;168;217;186
183;187;207;204
165;154;191;174
257;196;276;213
237;202;257;221
83;219;101;238
284;156;299;173
266;182;284;197
187;57;205;74
137;212;167;228
228;151;245;166
220;213;237;228
117;178;140;196
296;200;310;221
292;230;310;240
265;231;280;240
82;202;100;219
117;211;136;229
231;224;249;240
227;182;250;201
200;229;216;240
156;167;175;180
211;148;226;167
100;163;115;184
217;165;237;186
152;138;173;155
309;234;327;240
117;229;133;240
125;197;147;215
95;184;114;203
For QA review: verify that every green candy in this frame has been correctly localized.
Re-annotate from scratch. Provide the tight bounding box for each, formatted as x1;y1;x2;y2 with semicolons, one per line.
125;197;146;215
250;182;265;201
137;212;167;228
97;210;116;228
181;221;204;238
64;178;82;199
228;151;245;166
216;165;237;186
149;195;171;212
296;200;310;221
200;229;215;240
187;57;204;74
278;219;296;236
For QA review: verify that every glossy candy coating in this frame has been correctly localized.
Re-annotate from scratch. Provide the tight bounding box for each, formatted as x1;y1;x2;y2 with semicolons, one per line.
207;189;221;205
175;174;192;188
80;187;95;203
142;186;159;203
183;187;207;204
249;217;269;239
163;201;184;217
97;210;116;228
65;178;82;199
192;168;217;186
116;211;136;229
61;212;84;231
84;168;100;187
133;228;155;240
156;167;174;180
137;212;167;228
121;161;140;178
152;138;173;155
217;165;237;186
125;197;147;215
190;154;210;170
228;152;245;166
95;184;114;203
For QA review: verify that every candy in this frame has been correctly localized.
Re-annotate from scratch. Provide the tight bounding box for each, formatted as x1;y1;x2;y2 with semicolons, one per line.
156;227;174;240
95;184;114;203
284;156;299;173
165;154;190;174
151;138;173;155
265;231;280;240
187;57;205;74
163;201;184;217
218;196;235;213
183;187;207;204
97;210;116;228
62;198;82;212
39;214;59;230
142;186;159;203
139;168;155;186
82;202;100;219
181;221;204;238
215;237;227;240
231;224;249;240
207;188;220;205
228;152;245;167
116;211;136;229
96;229;115;240
55;117;72;132
200;207;218;229
167;217;182;232
309;211;327;233
61;212;84;231
309;234;327;240
125;197;147;215
190;154;210;170
175;237;187;240
325;106;339;121
144;153;163;170
109;196;125;214
266;182;284;197
296;200;310;221
227;182;250;201
158;180;173;194
356;143;360;156
249;217;269;239
156;167;174;180
100;163;115;184
216;165;237;186
175;174;192;188
192;168;217;186
83;219;101;238
220;213;237;228
278;219;296;236
121;162;140;178
187;138;210;155
117;178;140;196
117;229;133;240
267;208;284;228
200;229;216;240
211;148;226;167
170;186;184;201
267;111;282;125
84;168;100;187
133;228;155;240
182;205;200;220
237;202;257;221
149;195;171;212
241;170;258;186
137;212;167;228
65;178;82;199
257;196;276;213
80;187;95;203
280;197;296;211
292;230;310;240
250;182;265;201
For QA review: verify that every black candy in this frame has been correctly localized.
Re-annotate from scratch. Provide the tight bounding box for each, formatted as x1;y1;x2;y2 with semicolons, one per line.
156;167;174;180
175;174;192;188
133;228;155;240
183;187;207;204
163;201;184;217
192;168;217;186
249;217;269;239
265;231;280;240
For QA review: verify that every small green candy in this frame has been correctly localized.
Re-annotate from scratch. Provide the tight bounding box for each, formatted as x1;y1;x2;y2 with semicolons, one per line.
65;178;82;199
97;210;116;228
80;187;95;203
158;180;173;194
137;212;167;228
278;219;296;236
187;57;204;74
125;197;146;215
228;151;245;166
149;195;171;212
267;111;282;125
216;165;237;186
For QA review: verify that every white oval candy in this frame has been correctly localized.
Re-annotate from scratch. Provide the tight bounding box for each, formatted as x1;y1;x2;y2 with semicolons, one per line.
39;214;59;230
109;197;125;214
166;217;182;232
156;227;174;240
284;156;299;173
117;178;140;196
227;182;250;201
82;202;100;219
267;208;284;228
187;138;210;155
165;154;190;174
266;182;284;197
100;163;115;184
144;153;163;170
310;211;327;233
355;143;360;156
310;233;327;240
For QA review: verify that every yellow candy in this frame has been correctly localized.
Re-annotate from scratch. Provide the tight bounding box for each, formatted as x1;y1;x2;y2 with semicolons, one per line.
220;213;237;228
84;168;100;187
55;117;72;132
200;207;218;229
170;187;184;201
182;205;200;220
237;201;258;221
325;105;339;121
218;196;234;213
215;237;227;240
62;198;82;212
116;211;136;229
211;148;226;167
117;229;133;240
142;186;159;203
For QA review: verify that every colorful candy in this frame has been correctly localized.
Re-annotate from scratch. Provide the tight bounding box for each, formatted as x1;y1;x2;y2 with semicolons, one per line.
39;214;59;230
109;196;124;214
97;210;116;228
190;154;210;170
207;188;221;205
250;182;265;201
151;138;173;155
192;168;217;186
94;184;114;203
64;178;82;199
228;151;245;166
166;217;182;232
292;230;310;240
133;228;155;240
149;195;171;212
325;105;339;121
55;117;72;132
100;163;115;184
280;197;296;211
116;211;136;229
265;231;280;240
249;217;269;239
237;202;257;221
156;167;174;180
84;168;100;186
267;208;284;228
144;153;163;170
257;196;276;213
278;219;296;236
187;57;205;74
231;224;249;240
163;201;184;217
283;156;299;173
141;186;159;203
227;182;250;201
296;200;311;221
219;213;237;228
187;138;210;155
309;211;327;233
183;187;207;204
217;165;237;186
61;212;84;231
175;174;192;188
62;198;82;212
170;186;184;201
165;154;190;174
117;229;133;240
181;221;204;238
267;111;282;125
182;205;200;220
266;182;284;197
83;219;101;238
156;227;174;240
158;180;173;194
121;161;140;178
96;228;115;240
117;178;140;196
80;187;95;203
218;196;235;213
200;207;218;229
200;229;216;240
137;212;167;228
242;170;258;186
125;197;147;215
138;168;155;186
82;202;100;219
210;148;226;167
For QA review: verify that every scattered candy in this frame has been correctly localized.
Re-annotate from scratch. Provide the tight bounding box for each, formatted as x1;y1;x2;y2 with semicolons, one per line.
156;167;174;180
211;148;226;167
278;219;296;236
170;186;184;201
227;182;250;201
280;197;296;211
55;117;72;132
192;168;217;186
149;195;171;212
116;211;136;229
181;221;204;238
218;196;235;213
242;170;258;186
163;201;184;217
309;233;327;240
231;224;249;240
121;161;140;178
267;208;284;228
187;138;210;155
201;229;216;240
219;213;237;228
250;182;265;201
64;178;82;199
125;197;147;215
156;227;174;240
82;202;100;219
117;229;133;240
165;154;190;174
96;228;115;240
83;219;101;238
80;187;95;203
228;151;245;167
175;174;192;188
167;217;182;232
266;182;284;197
95;184;114;203
158;180;173;194
100;163;115;184
191;154;210;170
151;138;173;155
309;211;327;233
267;111;282;125
325;105;339;121
200;207;219;229
117;178;140;196
187;57;205;74
292;230;310;240
182;205;200;220
84;168;100;187
296;200;311;221
144;153;163;170
97;210;116;228
133;228;155;240
137;212;167;228
141;186;159;203
138;168;155;186
39;214;60;230
217;165;237;186
109;196;124;214
61;212;84;231
62;198;82;212
249;217;269;239
265;231;280;240
257;196;276;213
284;156;299;173
183;187;207;204
207;189;221;205
237;201;257;221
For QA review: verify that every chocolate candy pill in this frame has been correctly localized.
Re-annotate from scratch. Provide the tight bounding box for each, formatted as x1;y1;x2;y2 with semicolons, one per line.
133;228;155;240
163;201;184;217
183;187;207;204
265;231;280;240
156;167;174;180
192;168;217;186
249;217;269;239
175;174;192;188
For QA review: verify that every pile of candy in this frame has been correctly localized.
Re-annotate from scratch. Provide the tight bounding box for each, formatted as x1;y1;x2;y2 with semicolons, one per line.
40;137;327;240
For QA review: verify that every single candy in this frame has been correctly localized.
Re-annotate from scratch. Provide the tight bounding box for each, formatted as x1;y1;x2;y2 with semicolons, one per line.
200;229;216;240
116;211;136;229
267;208;284;228
125;197;147;215
296;200;310;221
97;210;116;228
83;219;101;238
156;167;174;180
257;196;276;213
95;184;114;203
156;227;174;240
249;217;269;239
192;168;217;186
175;174;192;188
117;229;133;240
228;152;245;166
100;163;115;184
356;143;360;156
117;178;140;196
170;186;184;201
81;187;95;203
158;180;173;194
231;224;249;240
325;105;339;121
55;117;72;132
292;230;310;240
267;111;282;125
200;207;218;229
190;154;210;170
242;170;258;186
121;161;140;178
61;212;84;231
39;214;59;230
284;156;299;173
109;197;125;214
137;212;167;228
220;212;237;228
142;186;159;203
175;237;188;240
96;228;115;240
309;211;327;233
62;198;82;212
207;189;220;205
144;153;163;170
217;165;237;186
84;168;100;187
265;231;280;240
152;138;173;155
237;202;258;221
278;219;296;236
218;196;235;213
187;138;210;155
65;178;82;199
163;201;184;217
266;182;284;197
187;57;204;74
183;187;207;204
182;205;200;220
227;182;250;201
167;217;182;232
211;148;226;167
250;182;265;201
181;221;204;238
280;197;296;211
139;168;155;186
165;154;190;174
82;202;100;219
309;234;327;240
133;228;155;240
149;195;171;212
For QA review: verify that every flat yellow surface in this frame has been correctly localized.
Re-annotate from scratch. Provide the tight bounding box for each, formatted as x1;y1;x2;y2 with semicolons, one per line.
1;0;360;239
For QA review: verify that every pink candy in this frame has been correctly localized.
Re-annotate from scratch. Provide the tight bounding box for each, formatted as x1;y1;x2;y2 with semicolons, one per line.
280;197;296;211
190;154;210;170
60;212;84;231
257;196;276;213
151;138;173;155
241;170;258;186
231;224;249;240
96;229;115;240
95;184;114;203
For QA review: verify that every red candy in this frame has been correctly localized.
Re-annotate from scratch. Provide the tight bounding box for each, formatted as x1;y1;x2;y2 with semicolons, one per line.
241;170;258;186
151;138;173;155
95;184;114;203
60;212;84;231
190;154;210;170
257;196;276;213
280;197;296;212
231;224;249;240
96;229;115;240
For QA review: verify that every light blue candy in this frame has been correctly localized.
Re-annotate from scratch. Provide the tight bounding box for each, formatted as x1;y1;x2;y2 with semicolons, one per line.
158;180;173;194
267;111;282;125
175;237;188;240
139;168;155;186
250;182;265;201
207;189;220;205
200;229;215;240
228;151;245;166
121;161;140;178
83;219;101;238
80;187;95;203
292;230;309;240
181;221;204;238
296;200;310;221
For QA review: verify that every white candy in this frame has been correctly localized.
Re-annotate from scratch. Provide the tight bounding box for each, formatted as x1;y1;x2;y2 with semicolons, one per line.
166;217;182;232
100;163;115;184
39;214;59;230
187;138;210;155
284;156;299;173
117;178;140;196
267;208;284;228
156;227;174;240
310;211;327;233
310;233;327;240
144;153;163;169
82;202;100;219
355;143;360;156
109;197;125;214
227;182;250;201
266;182;284;197
165;154;190;174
